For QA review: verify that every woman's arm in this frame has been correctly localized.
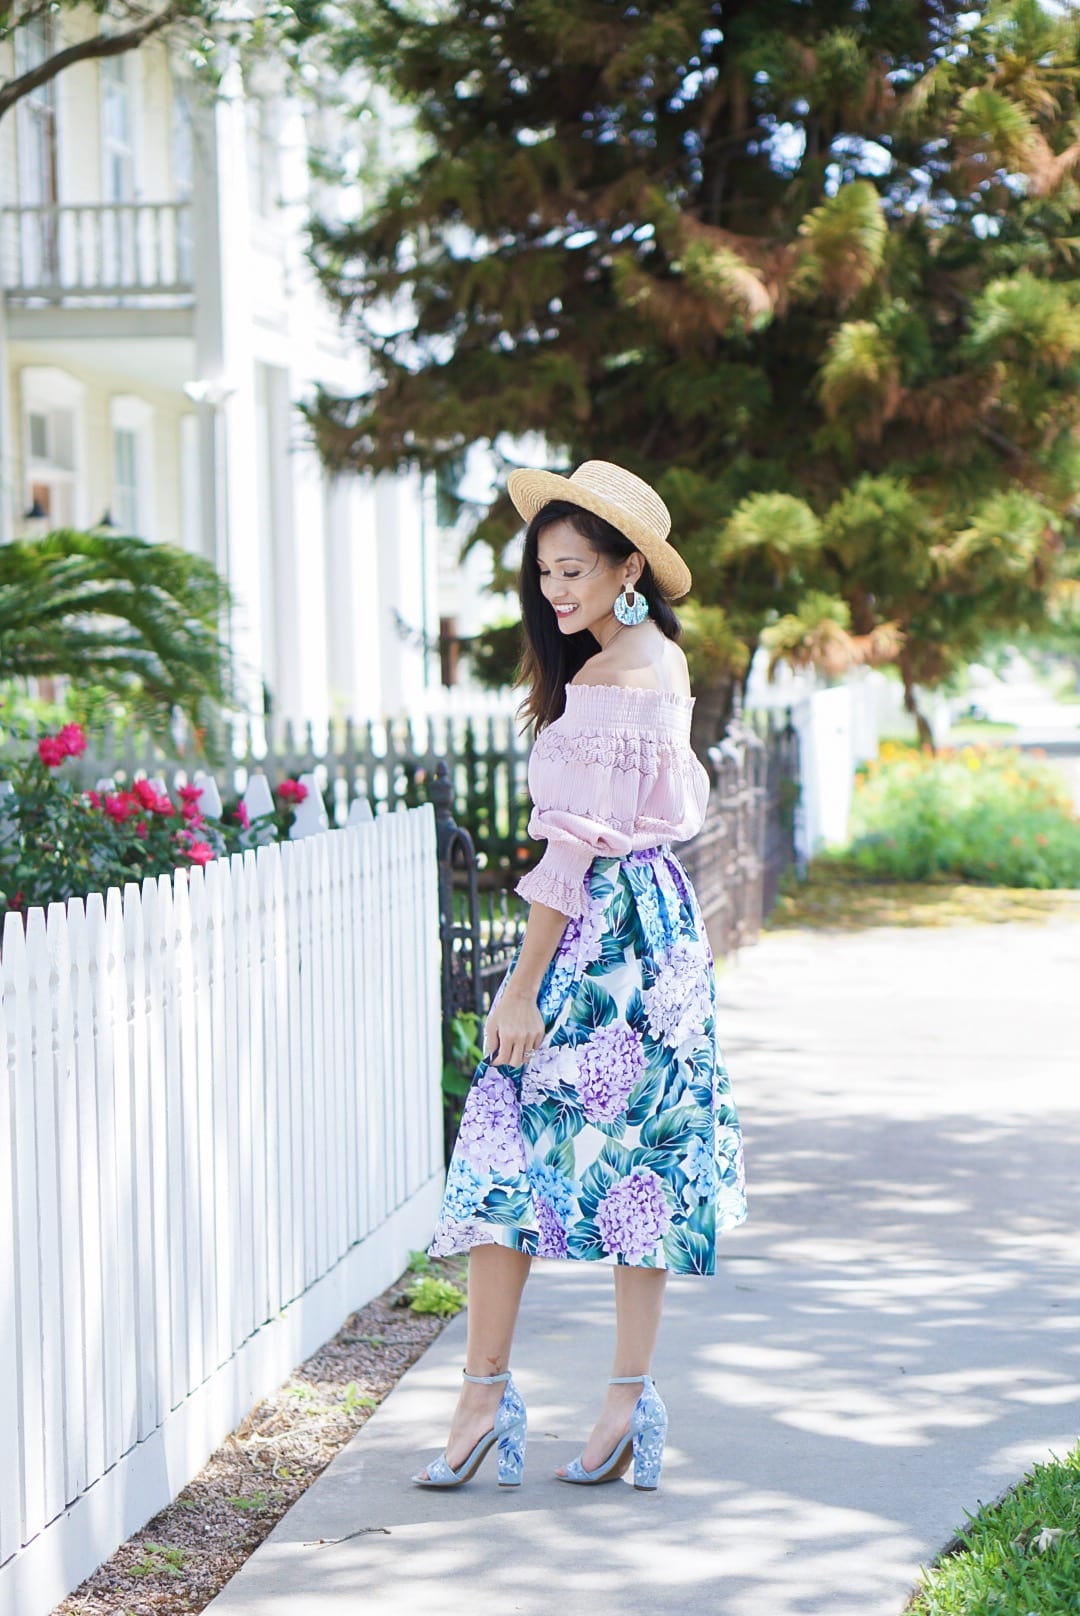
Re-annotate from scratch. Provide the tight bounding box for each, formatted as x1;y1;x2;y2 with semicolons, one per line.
484;899;568;1068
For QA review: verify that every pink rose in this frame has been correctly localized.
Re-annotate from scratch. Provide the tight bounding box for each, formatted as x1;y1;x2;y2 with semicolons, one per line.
133;779;172;816
104;792;134;823
186;840;213;867
235;801;250;829
57;723;87;757
276;778;308;804
37;735;67;767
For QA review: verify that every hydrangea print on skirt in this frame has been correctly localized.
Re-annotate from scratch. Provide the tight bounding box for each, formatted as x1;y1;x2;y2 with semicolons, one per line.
429;847;747;1275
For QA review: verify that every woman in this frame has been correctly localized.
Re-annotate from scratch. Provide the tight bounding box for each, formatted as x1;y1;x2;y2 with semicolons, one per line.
416;460;747;1492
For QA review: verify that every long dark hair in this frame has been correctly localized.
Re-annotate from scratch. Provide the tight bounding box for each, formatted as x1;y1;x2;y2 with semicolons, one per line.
517;499;681;731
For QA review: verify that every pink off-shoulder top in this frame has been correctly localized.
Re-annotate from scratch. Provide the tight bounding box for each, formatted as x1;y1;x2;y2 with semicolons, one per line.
514;682;710;919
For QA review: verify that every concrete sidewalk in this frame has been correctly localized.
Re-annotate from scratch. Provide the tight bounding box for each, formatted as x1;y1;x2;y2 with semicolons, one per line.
207;919;1080;1616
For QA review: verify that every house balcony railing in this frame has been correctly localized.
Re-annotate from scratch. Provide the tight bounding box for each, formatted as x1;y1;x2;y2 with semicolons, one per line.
0;200;194;304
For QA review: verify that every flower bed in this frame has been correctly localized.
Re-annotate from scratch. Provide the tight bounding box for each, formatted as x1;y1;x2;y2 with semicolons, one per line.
842;741;1080;889
0;724;308;920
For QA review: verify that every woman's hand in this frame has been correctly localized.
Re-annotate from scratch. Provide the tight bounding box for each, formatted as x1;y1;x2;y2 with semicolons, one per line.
484;987;545;1069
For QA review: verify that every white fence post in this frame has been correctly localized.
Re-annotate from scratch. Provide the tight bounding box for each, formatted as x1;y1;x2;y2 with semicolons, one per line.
0;807;443;1616
289;772;330;839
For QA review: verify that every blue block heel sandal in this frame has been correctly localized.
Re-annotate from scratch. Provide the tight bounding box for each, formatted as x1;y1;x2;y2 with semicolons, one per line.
412;1369;527;1489
556;1375;668;1491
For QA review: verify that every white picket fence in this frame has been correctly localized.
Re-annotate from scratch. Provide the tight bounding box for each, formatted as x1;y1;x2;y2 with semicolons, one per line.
0;806;444;1616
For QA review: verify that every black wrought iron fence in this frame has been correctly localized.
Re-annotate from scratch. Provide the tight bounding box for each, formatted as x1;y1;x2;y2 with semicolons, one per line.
433;709;800;1037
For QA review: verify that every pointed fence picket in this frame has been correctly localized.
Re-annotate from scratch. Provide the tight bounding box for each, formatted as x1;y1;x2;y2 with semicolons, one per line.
66;708;534;873
0;807;443;1616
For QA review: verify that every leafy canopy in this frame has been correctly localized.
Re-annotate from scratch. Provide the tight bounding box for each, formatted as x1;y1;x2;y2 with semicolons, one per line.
308;0;1080;731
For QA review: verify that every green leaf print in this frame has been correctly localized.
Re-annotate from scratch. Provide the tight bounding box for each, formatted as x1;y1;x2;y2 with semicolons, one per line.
603;884;641;958
569;975;618;1035
567;1221;606;1261
482;1188;533;1225
640;1104;711;1151
591;1114;631;1141
624;987;648;1033
595;929;633;972
547;1136;577;1178
598;1139;635;1177
662;1223;713;1276
626;1061;665;1128
682;1045;716;1108
632;1146;687;1185
552;1022;590;1051
578;1157;621;1219
520;1103;546;1147
542;1090;587;1148
659;1066;691;1109
627;988;676;1087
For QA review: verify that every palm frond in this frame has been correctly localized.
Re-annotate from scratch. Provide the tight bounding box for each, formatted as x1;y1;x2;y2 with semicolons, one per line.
0;529;237;736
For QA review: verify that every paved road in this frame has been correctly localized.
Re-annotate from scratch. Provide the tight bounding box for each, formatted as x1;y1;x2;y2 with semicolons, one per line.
207;920;1080;1616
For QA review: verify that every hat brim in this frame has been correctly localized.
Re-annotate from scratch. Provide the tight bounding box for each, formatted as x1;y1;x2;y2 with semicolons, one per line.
507;468;692;600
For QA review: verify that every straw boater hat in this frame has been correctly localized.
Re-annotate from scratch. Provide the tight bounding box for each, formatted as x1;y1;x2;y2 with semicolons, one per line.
507;460;693;600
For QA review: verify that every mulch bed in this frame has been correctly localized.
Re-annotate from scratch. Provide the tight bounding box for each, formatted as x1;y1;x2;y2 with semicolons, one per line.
54;1258;465;1615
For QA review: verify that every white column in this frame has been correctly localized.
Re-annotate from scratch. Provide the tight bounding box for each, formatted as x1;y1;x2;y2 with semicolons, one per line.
349;477;384;718
288;435;330;734
374;469;433;715
191;59;264;714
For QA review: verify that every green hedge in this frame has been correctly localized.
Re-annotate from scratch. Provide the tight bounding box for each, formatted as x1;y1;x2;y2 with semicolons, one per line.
843;742;1080;889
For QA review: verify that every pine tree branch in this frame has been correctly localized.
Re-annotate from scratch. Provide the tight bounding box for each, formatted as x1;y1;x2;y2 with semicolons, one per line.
0;3;188;121
977;420;1024;461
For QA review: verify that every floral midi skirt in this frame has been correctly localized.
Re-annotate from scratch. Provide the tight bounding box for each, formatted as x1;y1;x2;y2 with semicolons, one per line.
429;847;747;1274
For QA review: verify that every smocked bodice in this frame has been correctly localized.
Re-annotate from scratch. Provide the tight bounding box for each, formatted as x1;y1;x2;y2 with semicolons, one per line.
514;683;709;918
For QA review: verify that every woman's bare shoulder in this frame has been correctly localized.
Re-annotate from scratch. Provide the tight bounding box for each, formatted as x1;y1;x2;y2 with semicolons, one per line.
571;634;691;697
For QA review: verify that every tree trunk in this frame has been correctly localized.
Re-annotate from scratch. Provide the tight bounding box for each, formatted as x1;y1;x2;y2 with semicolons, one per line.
899;652;934;751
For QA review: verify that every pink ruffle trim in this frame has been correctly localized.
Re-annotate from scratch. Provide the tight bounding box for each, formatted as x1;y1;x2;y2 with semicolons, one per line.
515;863;588;919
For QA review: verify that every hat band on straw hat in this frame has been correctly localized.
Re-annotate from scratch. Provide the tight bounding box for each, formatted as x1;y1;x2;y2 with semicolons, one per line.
507;460;692;599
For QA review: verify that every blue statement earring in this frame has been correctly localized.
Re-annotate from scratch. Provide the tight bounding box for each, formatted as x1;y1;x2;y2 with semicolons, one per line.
614;585;649;626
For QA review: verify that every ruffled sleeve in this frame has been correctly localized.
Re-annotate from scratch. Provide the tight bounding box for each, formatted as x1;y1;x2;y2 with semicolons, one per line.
514;809;633;918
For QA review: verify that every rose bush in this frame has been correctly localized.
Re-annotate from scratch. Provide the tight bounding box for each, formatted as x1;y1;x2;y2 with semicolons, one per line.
0;724;310;920
843;742;1080;888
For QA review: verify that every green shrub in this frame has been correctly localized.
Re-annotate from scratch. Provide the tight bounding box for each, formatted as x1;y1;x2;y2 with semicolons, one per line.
0;723;306;920
843;742;1080;889
407;1275;466;1317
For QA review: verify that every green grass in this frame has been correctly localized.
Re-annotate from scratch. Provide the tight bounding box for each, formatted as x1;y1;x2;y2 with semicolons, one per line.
906;1444;1080;1614
947;719;1019;741
768;860;1080;932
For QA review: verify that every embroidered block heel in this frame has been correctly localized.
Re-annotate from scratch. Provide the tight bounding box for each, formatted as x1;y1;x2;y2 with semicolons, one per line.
556;1374;667;1491
412;1369;527;1489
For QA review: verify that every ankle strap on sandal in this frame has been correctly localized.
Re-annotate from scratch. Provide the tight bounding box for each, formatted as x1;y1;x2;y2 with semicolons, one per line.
609;1374;651;1385
462;1369;511;1384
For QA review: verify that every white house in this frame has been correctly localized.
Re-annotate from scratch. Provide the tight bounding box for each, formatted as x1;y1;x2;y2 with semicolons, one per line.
0;11;506;734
